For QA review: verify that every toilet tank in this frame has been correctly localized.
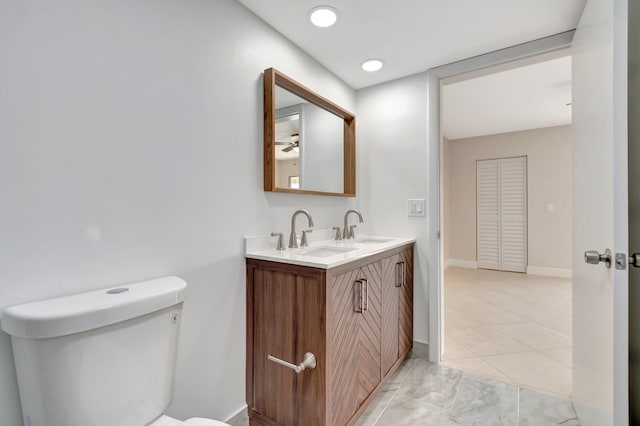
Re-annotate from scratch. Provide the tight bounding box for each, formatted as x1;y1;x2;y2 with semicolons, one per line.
1;276;187;426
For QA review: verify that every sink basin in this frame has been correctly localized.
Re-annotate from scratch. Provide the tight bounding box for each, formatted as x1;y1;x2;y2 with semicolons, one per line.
354;237;392;244
302;246;358;258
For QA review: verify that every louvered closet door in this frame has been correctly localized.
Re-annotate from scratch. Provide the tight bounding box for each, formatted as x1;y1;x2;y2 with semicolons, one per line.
500;157;527;272
476;157;527;272
477;159;501;270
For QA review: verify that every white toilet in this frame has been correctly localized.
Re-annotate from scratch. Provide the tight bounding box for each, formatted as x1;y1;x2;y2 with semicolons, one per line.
1;276;231;426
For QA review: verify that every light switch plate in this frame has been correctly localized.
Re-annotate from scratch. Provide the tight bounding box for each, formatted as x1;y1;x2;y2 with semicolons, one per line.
408;199;426;217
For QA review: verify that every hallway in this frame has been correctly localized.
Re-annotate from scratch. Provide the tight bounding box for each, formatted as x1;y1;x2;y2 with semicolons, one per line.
442;267;572;398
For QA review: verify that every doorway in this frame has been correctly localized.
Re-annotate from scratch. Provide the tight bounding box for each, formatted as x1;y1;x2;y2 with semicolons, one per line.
439;52;574;398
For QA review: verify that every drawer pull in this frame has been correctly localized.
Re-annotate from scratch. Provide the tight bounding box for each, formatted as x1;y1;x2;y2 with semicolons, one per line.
267;352;317;373
355;279;363;313
354;279;368;313
396;261;406;287
362;278;369;312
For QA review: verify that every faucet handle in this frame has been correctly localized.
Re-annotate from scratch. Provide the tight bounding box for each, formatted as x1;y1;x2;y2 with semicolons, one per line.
349;225;357;239
301;229;313;247
271;232;285;251
332;227;342;240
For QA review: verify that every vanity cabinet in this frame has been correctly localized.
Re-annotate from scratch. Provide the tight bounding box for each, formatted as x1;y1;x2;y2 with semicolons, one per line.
246;243;414;426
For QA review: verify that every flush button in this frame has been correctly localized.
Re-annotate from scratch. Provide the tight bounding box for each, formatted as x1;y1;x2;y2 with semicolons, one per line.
106;288;129;294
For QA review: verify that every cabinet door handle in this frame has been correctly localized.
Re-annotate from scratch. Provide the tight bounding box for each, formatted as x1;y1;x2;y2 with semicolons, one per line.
354;279;364;313
362;278;369;312
401;261;406;287
267;352;317;373
396;262;404;287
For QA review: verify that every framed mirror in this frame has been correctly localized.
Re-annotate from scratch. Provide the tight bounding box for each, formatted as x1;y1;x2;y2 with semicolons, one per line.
264;68;356;197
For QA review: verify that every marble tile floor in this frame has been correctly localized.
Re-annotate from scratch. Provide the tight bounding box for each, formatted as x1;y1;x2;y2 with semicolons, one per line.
442;268;572;399
355;356;580;426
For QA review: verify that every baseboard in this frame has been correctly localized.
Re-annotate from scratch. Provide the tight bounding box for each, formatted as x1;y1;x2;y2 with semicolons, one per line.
526;266;572;279
445;259;478;270
411;340;429;359
225;404;248;426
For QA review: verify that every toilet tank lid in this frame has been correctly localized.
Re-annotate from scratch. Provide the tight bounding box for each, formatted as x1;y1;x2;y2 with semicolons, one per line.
1;276;187;339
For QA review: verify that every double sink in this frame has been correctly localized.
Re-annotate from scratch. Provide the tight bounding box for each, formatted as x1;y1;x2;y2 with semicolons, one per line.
244;209;415;268
245;233;414;269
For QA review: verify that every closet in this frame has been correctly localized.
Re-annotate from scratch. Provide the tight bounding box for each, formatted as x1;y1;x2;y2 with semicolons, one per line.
476;156;527;273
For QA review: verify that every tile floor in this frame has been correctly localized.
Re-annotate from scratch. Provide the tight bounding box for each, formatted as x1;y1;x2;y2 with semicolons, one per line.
355;353;580;426
238;353;580;426
442;267;573;398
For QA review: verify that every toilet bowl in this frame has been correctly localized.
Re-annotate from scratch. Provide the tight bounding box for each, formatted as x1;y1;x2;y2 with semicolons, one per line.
1;276;231;426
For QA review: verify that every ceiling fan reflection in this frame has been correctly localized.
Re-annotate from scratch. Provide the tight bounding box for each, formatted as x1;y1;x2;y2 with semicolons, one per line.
275;133;299;152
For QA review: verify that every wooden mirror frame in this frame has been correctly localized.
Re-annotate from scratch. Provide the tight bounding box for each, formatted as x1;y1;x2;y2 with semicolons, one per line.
264;68;356;197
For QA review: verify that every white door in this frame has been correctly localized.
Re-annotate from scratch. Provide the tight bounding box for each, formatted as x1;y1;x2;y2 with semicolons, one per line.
499;157;527;273
572;0;628;424
477;159;501;270
477;157;527;273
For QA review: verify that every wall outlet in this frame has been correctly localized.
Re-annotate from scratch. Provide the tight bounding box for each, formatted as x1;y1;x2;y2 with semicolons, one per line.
408;199;426;217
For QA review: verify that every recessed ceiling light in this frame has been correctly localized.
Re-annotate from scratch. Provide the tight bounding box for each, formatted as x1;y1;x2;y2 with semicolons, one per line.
309;6;338;28
362;59;384;72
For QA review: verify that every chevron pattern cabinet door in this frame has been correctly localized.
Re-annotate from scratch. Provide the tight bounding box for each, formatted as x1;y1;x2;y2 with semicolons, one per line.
329;262;382;425
329;268;361;426
398;248;414;357
357;262;382;407
381;254;400;376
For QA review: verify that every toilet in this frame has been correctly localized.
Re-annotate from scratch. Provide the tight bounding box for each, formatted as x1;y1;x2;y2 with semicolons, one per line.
1;276;230;426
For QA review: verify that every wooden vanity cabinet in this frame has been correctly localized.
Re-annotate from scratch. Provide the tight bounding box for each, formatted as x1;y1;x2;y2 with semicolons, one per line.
246;243;414;426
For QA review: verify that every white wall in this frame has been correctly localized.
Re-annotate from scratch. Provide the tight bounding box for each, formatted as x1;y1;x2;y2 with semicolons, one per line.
444;125;573;271
0;1;359;424
302;104;344;193
357;73;431;343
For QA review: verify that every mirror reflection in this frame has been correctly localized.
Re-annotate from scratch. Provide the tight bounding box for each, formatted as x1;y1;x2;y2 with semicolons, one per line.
274;86;344;193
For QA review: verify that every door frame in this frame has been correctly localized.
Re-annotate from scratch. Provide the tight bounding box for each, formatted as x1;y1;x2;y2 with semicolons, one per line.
426;31;574;362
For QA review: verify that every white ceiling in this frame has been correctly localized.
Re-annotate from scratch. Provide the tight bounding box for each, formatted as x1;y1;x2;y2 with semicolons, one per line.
442;55;572;140
237;0;586;89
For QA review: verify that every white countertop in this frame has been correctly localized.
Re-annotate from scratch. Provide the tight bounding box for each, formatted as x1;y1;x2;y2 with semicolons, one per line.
245;230;415;269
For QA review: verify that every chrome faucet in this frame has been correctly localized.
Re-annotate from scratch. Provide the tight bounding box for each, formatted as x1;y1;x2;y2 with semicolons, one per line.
343;209;363;239
289;209;315;248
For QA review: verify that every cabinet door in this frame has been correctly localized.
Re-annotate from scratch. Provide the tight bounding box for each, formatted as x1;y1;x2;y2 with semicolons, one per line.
251;268;297;425
357;262;382;407
249;266;326;426
329;262;382;425
381;254;401;376
398;249;414;356
329;267;361;426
